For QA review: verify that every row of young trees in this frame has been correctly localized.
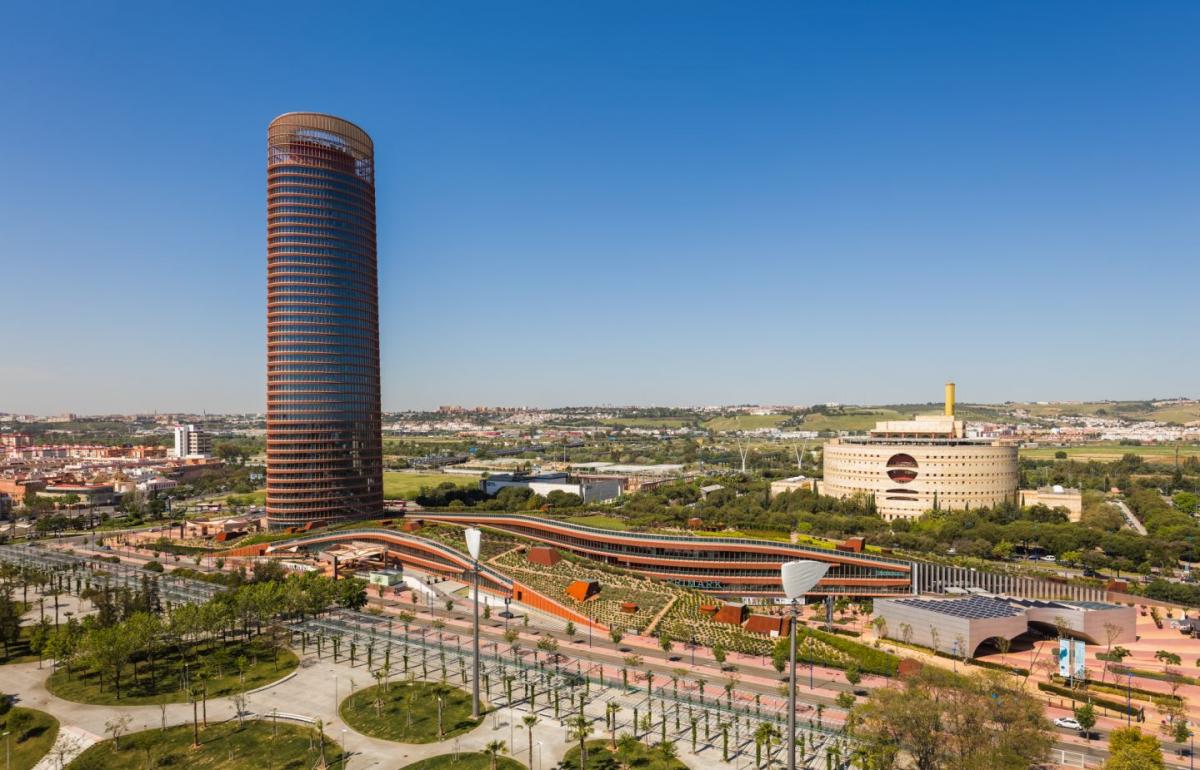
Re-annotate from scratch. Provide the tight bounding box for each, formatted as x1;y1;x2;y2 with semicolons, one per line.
16;564;366;701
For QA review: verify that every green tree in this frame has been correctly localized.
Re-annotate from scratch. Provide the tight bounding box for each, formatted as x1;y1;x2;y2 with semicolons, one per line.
754;722;780;768
1171;719;1192;755
1155;650;1182;673
83;625;136;699
335;578;369;611
1172;492;1198;515
568;715;594;769
0;587;21;660
770;637;788;674
1104;727;1164;770
852;666;1051;770
1074;701;1097;741
615;734;639;770
483;740;507;770
522;714;540;768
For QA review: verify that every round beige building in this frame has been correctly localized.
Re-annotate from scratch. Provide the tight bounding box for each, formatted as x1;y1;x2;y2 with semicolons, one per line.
820;385;1018;521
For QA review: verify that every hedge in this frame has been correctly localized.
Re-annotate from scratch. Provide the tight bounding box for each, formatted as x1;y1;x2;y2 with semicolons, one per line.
1118;666;1195;681
1066;678;1183;707
805;627;899;677
1036;681;1143;718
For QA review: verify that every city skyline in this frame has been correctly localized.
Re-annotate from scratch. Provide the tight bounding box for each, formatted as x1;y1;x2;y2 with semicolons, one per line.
3;2;1199;414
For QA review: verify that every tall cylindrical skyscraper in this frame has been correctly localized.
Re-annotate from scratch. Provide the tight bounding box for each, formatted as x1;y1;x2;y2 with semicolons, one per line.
266;113;382;529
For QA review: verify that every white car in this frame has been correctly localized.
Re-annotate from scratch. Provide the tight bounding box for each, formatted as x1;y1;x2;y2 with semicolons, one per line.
1054;717;1082;730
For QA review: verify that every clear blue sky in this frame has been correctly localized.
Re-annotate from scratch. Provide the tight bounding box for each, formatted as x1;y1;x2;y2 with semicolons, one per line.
2;2;1197;414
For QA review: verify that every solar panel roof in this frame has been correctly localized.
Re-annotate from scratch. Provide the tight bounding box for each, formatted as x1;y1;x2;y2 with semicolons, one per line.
1063;601;1122;611
893;596;1023;619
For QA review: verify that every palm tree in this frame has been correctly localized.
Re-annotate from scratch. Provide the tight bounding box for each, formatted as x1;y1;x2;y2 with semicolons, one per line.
754;723;780;768
484;740;507;770
615;733;640;770
432;682;452;737
569;715;594;769
606;703;621;748
657;739;678;764
523;714;540;767
372;668;387;716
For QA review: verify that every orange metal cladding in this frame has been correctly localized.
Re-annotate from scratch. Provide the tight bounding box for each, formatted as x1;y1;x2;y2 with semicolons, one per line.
266;113;382;529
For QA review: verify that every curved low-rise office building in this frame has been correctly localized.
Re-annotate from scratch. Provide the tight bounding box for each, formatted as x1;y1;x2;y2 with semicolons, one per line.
278;513;915;598
821;384;1018;521
266;113;383;528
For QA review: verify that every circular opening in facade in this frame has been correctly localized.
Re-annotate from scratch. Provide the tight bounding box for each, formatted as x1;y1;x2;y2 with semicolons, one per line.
886;453;918;483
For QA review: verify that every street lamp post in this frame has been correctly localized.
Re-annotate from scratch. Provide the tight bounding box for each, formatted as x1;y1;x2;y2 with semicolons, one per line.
466;528;483;720
780;560;830;770
4;730;11;770
1126;671;1132;727
788;597;799;770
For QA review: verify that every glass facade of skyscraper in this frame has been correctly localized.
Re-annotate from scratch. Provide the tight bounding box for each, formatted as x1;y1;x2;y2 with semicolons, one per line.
266;113;382;528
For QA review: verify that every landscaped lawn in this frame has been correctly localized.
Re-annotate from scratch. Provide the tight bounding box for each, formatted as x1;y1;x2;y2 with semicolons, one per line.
219;488;268;506
67;718;344;769
0;706;59;770
46;635;297;706
561;739;687;770
398;752;527;770
566;514;629;531
384;472;479;500
339;680;482;743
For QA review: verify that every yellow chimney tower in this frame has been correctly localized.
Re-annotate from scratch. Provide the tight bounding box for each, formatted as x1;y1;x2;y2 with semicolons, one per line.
945;381;956;416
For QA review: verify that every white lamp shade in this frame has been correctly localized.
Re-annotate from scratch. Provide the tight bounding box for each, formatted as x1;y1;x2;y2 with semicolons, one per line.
780;560;829;600
465;528;482;560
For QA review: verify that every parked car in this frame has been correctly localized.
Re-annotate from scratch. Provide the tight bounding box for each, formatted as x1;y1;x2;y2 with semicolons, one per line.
1054;717;1083;731
1179;621;1193;634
